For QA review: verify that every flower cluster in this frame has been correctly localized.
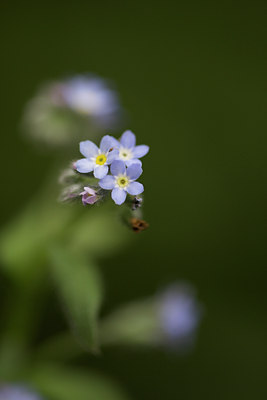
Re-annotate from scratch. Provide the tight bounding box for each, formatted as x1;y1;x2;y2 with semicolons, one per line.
74;130;149;205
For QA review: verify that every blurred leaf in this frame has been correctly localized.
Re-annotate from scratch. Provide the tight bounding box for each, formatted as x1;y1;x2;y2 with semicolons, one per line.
24;363;131;400
100;299;160;348
0;194;76;283
49;246;103;352
67;203;131;258
0;189;131;284
34;332;83;363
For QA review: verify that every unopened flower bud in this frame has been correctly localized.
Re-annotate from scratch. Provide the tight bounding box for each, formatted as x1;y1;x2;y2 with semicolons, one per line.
59;183;82;202
58;166;77;185
131;196;143;211
80;187;99;205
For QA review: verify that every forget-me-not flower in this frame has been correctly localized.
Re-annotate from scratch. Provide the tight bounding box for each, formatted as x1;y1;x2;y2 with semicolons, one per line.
21;75;123;148
99;160;144;205
0;385;43;400
75;135;118;179
110;130;149;166
60;75;121;128
159;283;203;349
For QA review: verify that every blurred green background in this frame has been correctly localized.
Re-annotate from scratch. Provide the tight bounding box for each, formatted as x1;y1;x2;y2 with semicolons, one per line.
0;1;267;399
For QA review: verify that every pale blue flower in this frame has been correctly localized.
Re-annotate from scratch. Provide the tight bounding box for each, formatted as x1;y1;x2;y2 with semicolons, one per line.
159;283;203;349
60;75;121;129
22;75;123;148
75;135;118;179
99;160;144;205
0;386;43;400
110;130;149;166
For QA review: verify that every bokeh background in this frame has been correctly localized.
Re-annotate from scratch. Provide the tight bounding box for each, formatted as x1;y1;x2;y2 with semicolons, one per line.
1;1;267;399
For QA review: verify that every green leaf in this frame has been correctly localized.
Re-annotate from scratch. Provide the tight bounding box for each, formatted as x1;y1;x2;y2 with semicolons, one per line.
23;363;131;400
67;203;131;258
100;299;160;347
49;247;103;352
0;197;76;283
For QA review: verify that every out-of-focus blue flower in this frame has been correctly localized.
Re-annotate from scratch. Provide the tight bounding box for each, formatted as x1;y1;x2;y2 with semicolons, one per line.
80;186;99;205
22;74;123;148
60;76;121;128
99;160;144;205
0;385;43;400
158;283;203;349
99;282;202;351
110;130;149;166
75;135;118;179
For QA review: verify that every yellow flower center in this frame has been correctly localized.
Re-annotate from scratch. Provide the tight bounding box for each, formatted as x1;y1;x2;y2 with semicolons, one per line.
95;154;107;165
117;176;129;188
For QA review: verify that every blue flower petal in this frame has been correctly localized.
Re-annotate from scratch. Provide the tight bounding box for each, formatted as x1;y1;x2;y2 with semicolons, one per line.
120;130;136;148
132;145;149;158
100;135;114;153
109;136;121;149
99;175;116;190
111;188;127;205
125;159;142;167
127;182;144;195
110;160;126;176
106;149;119;164
80;140;99;158
76;158;94;173
127;163;143;180
94;165;108;179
